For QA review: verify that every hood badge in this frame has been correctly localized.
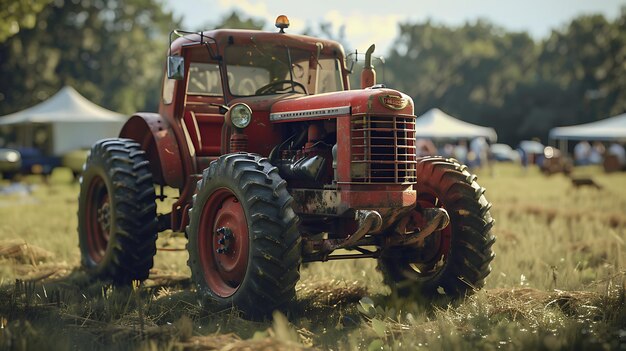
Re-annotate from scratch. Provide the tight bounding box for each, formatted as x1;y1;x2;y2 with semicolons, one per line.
379;94;408;110
270;106;351;121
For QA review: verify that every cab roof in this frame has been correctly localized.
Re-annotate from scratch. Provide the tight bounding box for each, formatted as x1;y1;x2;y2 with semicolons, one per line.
169;29;346;59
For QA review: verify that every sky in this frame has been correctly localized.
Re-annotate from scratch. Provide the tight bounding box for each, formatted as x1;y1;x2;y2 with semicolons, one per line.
163;0;625;55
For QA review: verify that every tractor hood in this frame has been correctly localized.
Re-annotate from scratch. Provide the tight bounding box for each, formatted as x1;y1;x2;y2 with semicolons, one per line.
269;88;414;122
232;88;414;123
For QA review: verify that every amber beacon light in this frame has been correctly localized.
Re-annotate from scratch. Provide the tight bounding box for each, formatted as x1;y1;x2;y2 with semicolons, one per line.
275;15;290;33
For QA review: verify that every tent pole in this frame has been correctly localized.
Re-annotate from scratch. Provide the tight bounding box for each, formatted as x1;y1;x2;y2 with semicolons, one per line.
559;139;567;155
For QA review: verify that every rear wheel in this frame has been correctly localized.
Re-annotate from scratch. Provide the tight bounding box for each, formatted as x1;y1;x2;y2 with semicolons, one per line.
186;153;301;318
78;138;158;283
379;157;495;299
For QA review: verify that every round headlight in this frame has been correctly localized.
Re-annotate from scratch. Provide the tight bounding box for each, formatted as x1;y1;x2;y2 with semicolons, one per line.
6;151;20;163
230;103;252;129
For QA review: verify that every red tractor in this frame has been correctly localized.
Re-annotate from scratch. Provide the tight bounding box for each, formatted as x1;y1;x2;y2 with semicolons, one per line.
77;16;495;317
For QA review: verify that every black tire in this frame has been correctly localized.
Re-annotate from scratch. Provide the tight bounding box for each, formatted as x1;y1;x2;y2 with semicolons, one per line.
77;138;158;284
379;156;495;299
186;153;301;318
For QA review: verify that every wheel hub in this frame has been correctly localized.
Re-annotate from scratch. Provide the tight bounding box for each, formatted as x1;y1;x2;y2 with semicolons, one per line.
97;201;111;236
198;189;250;297
215;227;234;254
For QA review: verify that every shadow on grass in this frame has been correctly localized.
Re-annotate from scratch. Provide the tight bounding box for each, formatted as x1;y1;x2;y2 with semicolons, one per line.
1;267;625;351
0;268;372;350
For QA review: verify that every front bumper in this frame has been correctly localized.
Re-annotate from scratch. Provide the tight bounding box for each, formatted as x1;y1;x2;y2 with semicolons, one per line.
290;187;416;233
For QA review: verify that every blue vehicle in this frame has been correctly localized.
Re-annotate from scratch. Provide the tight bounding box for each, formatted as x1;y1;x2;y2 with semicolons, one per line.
16;147;62;175
0;147;61;180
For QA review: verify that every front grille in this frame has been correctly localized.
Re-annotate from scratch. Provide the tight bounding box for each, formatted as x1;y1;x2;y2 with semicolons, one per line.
350;115;417;183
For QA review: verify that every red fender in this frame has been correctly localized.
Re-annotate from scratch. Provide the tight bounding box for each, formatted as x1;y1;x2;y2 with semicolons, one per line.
119;113;185;188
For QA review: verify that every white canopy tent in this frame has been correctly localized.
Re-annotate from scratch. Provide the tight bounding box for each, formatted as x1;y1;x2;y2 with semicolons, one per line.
549;113;626;142
0;86;126;156
414;108;497;142
549;113;626;154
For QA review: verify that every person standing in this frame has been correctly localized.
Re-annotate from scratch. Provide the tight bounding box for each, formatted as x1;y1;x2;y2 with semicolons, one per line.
608;142;626;168
574;141;591;165
454;140;468;164
470;137;489;169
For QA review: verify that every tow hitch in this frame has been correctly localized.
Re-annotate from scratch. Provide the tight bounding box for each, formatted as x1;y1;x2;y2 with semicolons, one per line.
385;208;450;247
302;210;383;259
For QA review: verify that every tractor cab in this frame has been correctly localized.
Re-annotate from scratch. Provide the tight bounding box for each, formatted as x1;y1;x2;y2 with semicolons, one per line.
161;23;349;163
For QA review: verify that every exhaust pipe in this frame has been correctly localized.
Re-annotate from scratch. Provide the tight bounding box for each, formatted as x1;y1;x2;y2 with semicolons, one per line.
360;44;376;89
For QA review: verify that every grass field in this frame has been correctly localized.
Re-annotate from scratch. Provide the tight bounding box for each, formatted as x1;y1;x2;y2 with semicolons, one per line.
0;163;624;350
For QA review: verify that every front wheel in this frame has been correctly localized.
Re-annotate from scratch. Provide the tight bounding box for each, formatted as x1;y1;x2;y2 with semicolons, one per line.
77;138;158;283
186;153;301;318
379;157;495;299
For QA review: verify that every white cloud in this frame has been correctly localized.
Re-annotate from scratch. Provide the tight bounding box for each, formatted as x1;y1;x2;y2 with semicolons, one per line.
322;10;403;54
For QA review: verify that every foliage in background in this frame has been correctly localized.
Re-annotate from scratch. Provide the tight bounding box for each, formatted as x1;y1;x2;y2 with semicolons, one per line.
0;4;625;145
0;0;178;115
210;11;265;31
385;8;626;144
0;0;52;42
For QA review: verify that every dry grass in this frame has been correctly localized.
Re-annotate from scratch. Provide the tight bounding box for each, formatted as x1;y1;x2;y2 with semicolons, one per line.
0;164;625;350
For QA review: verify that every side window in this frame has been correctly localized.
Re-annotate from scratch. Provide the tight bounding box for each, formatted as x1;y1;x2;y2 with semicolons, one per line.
317;58;344;93
162;76;175;104
187;63;223;95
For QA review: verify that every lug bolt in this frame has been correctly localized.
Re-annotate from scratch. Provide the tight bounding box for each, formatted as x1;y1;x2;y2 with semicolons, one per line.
216;227;234;254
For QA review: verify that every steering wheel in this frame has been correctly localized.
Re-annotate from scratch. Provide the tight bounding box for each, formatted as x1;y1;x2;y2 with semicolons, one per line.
255;80;307;95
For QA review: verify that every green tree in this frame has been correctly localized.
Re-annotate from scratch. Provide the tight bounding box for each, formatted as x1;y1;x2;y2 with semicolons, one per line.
214;11;264;30
538;11;626;121
503;10;626;142
198;11;265;31
0;0;178;116
386;20;537;143
385;9;626;145
0;0;52;42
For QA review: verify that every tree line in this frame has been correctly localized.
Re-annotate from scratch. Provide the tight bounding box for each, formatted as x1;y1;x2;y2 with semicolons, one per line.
0;1;624;146
385;11;626;145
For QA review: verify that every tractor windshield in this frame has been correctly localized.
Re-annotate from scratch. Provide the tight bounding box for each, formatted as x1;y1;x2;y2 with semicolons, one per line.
224;43;343;96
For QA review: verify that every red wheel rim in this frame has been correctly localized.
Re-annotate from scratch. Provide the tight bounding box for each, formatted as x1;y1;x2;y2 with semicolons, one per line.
85;175;110;263
410;189;452;276
198;188;249;297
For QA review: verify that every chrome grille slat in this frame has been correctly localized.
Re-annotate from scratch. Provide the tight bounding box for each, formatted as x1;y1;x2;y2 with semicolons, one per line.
350;115;417;184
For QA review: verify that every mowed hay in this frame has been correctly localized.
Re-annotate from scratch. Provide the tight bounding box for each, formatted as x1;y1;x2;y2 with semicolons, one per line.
483;287;617;320
0;239;52;264
219;338;318;351
177;333;241;350
297;279;368;307
0;239;73;281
